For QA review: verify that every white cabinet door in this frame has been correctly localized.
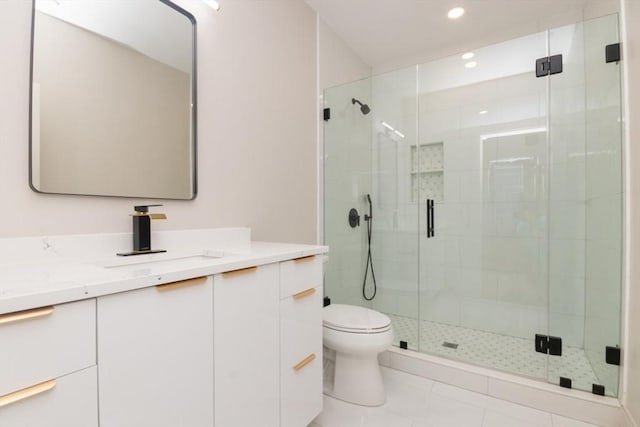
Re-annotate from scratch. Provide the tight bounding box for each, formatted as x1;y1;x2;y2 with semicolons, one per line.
0;366;98;427
98;276;214;427
214;264;280;427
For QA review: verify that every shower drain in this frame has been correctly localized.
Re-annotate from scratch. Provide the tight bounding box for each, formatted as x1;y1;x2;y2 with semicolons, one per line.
442;341;459;349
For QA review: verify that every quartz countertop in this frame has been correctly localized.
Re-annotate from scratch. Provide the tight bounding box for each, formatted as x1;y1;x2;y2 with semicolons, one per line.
0;228;327;315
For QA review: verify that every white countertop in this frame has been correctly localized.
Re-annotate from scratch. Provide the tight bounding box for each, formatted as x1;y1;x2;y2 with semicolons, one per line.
0;228;327;315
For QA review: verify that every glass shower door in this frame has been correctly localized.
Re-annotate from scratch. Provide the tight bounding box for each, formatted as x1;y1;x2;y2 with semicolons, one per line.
547;14;623;396
416;32;551;380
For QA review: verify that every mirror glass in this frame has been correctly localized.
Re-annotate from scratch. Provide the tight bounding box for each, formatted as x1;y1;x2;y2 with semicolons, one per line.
30;0;196;199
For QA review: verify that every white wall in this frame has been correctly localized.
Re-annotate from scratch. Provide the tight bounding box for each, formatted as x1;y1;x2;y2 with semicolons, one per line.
0;0;317;244
622;0;640;423
318;18;370;90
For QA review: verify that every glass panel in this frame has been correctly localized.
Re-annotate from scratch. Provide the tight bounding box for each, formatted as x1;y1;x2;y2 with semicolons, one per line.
417;32;550;380
323;78;372;308
369;67;420;350
548;14;622;396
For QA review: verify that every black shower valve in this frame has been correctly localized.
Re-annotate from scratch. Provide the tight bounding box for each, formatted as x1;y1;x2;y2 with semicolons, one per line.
348;208;360;228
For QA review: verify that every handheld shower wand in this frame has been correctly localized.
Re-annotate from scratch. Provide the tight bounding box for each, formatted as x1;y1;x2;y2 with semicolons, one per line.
362;194;377;301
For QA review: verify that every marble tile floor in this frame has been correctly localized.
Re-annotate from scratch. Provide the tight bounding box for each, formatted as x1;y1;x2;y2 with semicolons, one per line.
310;367;602;427
387;314;613;395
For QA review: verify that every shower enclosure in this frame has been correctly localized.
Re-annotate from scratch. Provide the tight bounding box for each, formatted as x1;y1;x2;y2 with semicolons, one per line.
323;14;623;397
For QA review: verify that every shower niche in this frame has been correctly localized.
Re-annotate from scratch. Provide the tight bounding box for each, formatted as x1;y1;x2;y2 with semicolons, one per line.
411;142;444;203
324;13;623;398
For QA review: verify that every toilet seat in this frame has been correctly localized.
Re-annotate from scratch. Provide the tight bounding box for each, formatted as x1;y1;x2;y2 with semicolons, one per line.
323;304;391;334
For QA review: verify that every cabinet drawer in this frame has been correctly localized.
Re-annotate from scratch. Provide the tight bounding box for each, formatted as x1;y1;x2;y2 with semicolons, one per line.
281;347;322;427
0;366;98;427
280;286;322;373
0;299;96;396
280;255;322;298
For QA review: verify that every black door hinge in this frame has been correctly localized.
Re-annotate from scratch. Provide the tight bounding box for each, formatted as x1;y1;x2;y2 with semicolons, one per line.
606;346;621;365
323;108;331;121
399;340;408;350
536;54;563;77
559;377;572;389
592;384;605;396
535;334;562;356
323;296;331;307
606;43;621;63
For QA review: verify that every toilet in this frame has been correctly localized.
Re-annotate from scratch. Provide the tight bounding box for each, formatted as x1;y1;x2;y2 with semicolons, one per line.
322;304;394;406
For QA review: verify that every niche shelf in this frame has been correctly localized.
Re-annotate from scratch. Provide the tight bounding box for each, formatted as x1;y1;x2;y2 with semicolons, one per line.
411;142;444;203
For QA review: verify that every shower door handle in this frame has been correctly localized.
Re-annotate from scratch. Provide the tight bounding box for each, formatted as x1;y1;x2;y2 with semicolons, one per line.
426;199;434;238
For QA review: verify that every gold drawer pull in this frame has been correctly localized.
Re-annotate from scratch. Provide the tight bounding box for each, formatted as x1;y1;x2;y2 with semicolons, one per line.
0;379;56;408
0;306;54;326
293;255;315;263
222;266;257;277
292;287;316;300
156;276;207;291
293;353;316;371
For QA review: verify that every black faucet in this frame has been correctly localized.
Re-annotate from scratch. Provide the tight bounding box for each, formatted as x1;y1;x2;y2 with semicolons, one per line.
117;205;167;256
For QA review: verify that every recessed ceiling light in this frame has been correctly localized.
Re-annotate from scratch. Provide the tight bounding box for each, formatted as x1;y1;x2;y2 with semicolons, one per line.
203;0;220;11
448;7;465;19
479;110;488;115
465;61;477;68
461;52;474;60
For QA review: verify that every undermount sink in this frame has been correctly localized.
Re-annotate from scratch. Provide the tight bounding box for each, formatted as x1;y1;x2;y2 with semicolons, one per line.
101;251;224;271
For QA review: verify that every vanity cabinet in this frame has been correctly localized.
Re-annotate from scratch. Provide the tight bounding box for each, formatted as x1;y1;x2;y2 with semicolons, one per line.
214;263;280;427
97;276;214;427
0;246;325;427
279;255;323;427
0;299;98;426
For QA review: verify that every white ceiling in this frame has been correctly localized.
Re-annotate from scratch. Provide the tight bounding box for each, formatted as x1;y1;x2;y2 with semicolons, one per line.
304;0;617;69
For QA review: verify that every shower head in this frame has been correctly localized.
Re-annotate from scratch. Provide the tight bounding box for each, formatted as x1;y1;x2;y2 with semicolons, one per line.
352;98;371;115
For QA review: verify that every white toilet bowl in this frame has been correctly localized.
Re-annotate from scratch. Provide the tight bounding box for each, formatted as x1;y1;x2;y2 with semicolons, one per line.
323;304;394;406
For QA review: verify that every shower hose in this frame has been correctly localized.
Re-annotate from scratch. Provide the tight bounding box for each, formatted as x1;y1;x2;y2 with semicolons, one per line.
362;205;377;301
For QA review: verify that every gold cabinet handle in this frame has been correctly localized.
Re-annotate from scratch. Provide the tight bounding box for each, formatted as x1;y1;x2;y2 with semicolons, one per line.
293;255;315;263
292;287;316;300
156;276;207;291
0;379;56;408
293;353;316;372
0;306;54;326
222;266;257;277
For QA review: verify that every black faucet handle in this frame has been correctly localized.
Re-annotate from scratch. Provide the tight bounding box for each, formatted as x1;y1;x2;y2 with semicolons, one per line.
134;204;163;214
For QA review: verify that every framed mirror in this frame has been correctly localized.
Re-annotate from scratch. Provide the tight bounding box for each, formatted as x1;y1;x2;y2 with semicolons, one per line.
29;0;197;199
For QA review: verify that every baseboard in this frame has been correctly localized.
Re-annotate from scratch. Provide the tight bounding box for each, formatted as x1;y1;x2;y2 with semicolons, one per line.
380;348;626;427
